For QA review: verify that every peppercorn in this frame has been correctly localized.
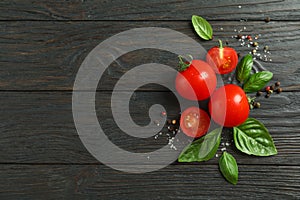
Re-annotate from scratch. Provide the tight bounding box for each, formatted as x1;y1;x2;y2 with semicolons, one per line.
256;91;262;97
275;81;281;87
265;17;271;23
265;94;270;98
270;85;275;90
277;88;283;93
167;119;172;124
247;35;252;40
267;90;273;94
252;49;257;54
236;34;243;39
168;126;174;132
265;86;271;92
254;102;261;108
253;42;258;47
172;119;176;125
264;46;269;51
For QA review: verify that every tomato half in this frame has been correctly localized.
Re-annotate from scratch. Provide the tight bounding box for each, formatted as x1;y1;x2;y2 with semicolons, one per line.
175;60;217;101
180;107;210;138
209;84;249;127
206;40;238;74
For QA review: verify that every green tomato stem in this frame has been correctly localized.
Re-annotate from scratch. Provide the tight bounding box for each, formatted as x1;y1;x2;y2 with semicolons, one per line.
218;39;223;49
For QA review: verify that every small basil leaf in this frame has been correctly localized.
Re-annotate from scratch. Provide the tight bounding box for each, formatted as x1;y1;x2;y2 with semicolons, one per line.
178;137;204;162
243;71;273;93
178;128;222;162
219;152;238;185
198;128;222;161
192;15;213;40
233;118;277;156
236;54;253;83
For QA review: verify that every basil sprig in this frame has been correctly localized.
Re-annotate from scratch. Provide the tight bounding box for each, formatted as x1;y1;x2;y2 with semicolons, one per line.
219;152;238;185
192;15;213;40
236;54;253;83
233;118;277;156
178;128;221;162
243;71;273;93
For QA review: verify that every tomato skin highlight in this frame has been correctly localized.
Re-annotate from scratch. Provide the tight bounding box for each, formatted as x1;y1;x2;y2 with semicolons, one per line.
206;42;238;74
180;107;210;138
175;60;217;101
209;84;249;127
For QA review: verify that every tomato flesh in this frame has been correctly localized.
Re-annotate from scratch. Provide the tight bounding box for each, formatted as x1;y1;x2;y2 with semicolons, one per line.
180;107;210;138
206;46;238;74
209;84;249;127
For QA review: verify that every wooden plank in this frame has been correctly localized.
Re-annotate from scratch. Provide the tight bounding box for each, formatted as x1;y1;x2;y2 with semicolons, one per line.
0;164;299;199
0;21;299;91
1;0;300;21
0;91;299;164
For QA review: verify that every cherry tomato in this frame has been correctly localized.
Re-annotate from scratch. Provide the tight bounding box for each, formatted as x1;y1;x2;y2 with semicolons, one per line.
209;84;249;127
175;60;217;101
180;107;210;138
206;40;238;74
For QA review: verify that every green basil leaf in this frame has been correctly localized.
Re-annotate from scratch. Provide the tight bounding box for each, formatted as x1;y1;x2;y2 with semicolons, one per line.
219;152;238;185
192;15;213;40
178;128;222;162
233;118;277;156
236;54;253;83
198;128;222;161
243;71;273;93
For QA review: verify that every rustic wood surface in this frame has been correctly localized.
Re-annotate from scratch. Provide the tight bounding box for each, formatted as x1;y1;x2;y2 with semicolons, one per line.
1;0;300;199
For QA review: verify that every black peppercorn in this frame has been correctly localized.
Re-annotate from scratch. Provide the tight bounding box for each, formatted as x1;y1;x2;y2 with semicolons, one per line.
277;88;283;93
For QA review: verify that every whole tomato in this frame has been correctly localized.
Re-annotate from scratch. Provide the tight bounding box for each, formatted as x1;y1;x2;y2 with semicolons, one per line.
206;40;238;74
175;59;217;101
180;107;210;138
209;84;249;127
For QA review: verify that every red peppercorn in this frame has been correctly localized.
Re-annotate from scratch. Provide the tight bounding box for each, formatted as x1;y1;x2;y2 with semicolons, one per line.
265;86;271;92
247;35;252;40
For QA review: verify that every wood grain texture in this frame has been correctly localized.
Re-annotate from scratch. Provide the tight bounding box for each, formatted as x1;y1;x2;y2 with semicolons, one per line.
0;21;299;91
0;91;299;164
0;164;299;199
1;0;300;21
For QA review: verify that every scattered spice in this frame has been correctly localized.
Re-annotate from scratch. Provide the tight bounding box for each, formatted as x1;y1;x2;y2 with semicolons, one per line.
275;81;281;87
254;102;261;108
276;88;283;93
256;91;262;97
265;17;271;23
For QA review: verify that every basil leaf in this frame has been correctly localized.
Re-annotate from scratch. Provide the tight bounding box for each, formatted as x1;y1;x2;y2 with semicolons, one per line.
178;128;222;162
198;128;222;161
192;15;213;40
243;71;273;93
233;118;277;156
236;54;253;83
219;152;238;185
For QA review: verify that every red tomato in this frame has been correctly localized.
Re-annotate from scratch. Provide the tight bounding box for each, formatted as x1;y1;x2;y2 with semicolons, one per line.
206;40;238;74
209;84;249;127
180;107;210;138
175;60;217;101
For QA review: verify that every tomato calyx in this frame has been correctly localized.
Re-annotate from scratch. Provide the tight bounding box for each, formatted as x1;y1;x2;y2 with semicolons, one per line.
178;55;193;72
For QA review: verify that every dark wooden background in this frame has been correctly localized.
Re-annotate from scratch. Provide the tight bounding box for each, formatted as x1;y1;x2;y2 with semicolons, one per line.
1;0;300;199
